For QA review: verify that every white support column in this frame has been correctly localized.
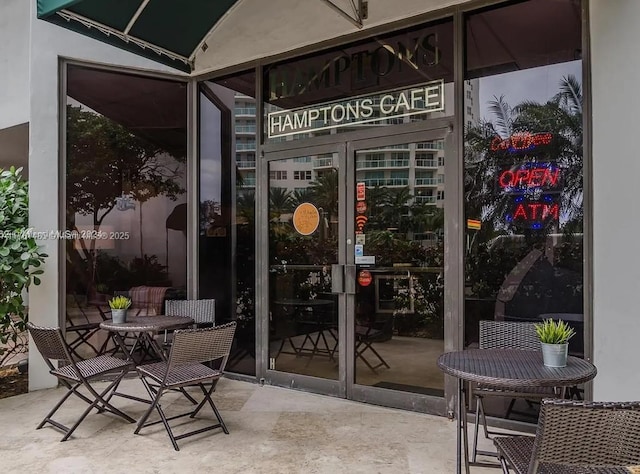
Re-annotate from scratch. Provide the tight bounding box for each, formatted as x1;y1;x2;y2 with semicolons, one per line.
590;0;640;400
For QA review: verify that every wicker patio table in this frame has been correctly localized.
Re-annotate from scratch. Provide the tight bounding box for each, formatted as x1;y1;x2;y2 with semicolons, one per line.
100;315;194;362
437;349;597;474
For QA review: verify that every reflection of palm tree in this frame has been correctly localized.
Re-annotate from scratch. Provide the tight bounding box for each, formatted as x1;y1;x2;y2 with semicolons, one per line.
269;187;293;222
310;170;338;219
465;75;583;230
236;191;255;227
411;206;444;235
380;187;413;231
366;186;388;230
290;188;314;208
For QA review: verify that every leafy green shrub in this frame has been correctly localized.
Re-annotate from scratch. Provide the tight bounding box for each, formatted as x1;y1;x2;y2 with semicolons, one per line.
0;167;47;365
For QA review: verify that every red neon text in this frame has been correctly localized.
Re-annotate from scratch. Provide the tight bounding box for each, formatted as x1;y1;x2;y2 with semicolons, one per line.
490;132;553;152
512;203;559;221
498;168;560;188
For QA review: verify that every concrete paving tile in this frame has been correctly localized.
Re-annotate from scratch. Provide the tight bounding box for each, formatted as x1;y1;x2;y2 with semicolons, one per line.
1;377;525;473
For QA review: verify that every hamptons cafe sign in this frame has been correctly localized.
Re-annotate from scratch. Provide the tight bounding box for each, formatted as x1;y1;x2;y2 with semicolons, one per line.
267;80;445;139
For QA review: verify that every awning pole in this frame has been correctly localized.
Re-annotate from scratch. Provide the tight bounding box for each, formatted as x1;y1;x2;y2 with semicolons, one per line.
320;0;367;29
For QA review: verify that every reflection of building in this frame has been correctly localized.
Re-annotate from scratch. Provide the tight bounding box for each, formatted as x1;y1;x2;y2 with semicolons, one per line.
236;79;479;211
234;93;258;193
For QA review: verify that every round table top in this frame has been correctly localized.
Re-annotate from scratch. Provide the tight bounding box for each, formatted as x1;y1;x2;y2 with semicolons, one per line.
100;315;194;333
437;349;597;388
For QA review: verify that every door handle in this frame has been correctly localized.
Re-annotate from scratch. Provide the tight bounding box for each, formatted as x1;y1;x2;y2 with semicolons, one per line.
345;265;356;295
331;264;344;293
331;264;357;294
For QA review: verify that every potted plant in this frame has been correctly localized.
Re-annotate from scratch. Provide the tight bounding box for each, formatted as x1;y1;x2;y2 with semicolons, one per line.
109;296;131;324
534;318;576;367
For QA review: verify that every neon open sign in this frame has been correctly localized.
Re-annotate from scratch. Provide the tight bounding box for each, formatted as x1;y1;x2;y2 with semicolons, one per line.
498;165;561;193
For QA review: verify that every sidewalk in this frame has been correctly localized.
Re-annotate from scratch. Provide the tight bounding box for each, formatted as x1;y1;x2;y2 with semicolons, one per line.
0;377;499;473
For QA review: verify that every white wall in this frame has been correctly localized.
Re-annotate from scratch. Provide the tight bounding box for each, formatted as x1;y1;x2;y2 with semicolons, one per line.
590;0;640;400
0;0;30;130
28;5;187;390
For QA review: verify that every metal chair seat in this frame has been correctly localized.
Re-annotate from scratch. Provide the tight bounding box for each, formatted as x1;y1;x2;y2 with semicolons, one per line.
52;354;132;382
137;361;222;388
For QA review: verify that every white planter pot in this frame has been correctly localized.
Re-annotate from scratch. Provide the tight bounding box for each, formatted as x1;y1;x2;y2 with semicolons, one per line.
540;342;569;367
111;309;128;324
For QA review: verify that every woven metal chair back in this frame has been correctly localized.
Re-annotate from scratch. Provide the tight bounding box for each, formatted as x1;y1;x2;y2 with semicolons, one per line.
27;322;71;362
531;399;640;471
168;322;237;371
479;320;539;350
165;299;215;325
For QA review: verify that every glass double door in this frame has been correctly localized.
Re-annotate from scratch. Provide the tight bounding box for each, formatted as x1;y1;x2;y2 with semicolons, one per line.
264;128;455;413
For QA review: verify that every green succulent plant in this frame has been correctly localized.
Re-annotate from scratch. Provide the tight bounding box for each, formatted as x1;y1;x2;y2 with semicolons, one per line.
108;295;131;310
534;318;575;344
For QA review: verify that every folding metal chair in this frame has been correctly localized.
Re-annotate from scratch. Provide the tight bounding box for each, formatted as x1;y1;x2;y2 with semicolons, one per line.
355;315;391;374
495;399;640;473
471;320;557;462
135;322;237;451
27;322;135;441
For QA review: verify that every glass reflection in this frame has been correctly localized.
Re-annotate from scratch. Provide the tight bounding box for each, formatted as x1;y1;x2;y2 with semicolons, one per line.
464;0;583;422
353;141;445;395
268;158;339;379
65;65;187;358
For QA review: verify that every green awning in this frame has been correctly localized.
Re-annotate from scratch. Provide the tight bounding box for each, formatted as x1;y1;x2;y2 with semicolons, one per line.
37;0;239;72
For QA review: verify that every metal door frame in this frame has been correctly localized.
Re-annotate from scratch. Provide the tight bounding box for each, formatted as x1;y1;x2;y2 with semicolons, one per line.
345;126;458;416
259;121;461;413
261;142;347;398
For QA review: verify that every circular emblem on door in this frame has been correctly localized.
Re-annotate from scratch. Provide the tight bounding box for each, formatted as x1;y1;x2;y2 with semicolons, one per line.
356;201;367;214
292;203;320;235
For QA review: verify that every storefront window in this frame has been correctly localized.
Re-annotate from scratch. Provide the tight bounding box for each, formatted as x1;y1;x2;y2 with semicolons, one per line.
263;19;454;143
464;0;583;418
201;71;257;375
65;65;187;356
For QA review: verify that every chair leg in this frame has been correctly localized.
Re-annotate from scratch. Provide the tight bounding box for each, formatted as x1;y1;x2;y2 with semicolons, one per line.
196;382;229;434
472;395;481;463
505;398;517;419
498;455;511;473
135;377;165;434
37;372;132;442
135;377;180;450
60;376;135;442
37;384;77;430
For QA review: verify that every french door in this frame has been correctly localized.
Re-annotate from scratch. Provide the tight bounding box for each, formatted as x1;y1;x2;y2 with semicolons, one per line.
261;126;459;415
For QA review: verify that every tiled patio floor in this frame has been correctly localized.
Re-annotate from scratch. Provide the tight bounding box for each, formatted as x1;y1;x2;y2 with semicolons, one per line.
0;377;499;473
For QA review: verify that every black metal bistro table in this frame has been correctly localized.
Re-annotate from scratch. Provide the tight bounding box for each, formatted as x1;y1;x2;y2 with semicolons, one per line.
437;349;597;474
